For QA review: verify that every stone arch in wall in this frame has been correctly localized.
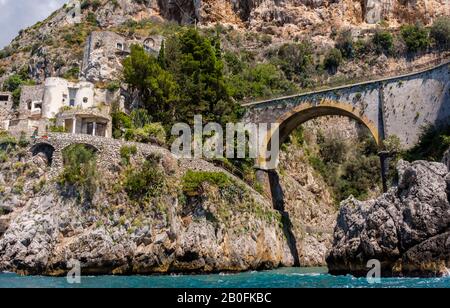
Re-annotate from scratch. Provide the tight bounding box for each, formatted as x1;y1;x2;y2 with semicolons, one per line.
30;143;56;166
60;143;99;164
257;99;380;170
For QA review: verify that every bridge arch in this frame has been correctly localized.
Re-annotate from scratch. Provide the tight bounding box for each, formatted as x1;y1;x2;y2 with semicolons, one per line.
30;142;56;166
257;100;381;170
60;143;99;164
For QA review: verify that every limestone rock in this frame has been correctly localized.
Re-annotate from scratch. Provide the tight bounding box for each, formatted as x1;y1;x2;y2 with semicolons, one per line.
443;148;450;171
327;159;450;277
0;142;294;276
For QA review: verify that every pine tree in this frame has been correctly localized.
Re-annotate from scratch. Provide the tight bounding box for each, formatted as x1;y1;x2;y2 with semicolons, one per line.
157;40;167;69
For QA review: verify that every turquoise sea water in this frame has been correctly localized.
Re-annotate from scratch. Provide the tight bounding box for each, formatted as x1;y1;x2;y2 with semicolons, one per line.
0;268;449;288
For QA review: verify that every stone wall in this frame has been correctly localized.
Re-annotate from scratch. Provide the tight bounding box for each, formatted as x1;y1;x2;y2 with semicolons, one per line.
30;133;171;177
0;92;13;130
19;85;45;113
81;31;164;82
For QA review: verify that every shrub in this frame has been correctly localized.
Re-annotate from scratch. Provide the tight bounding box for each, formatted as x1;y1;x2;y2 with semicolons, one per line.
123;160;165;201
18;132;29;148
318;137;348;164
182;170;232;196
372;30;394;55
2;74;23;92
431;17;450;50
335;29;354;59
130;108;152;129
227;63;297;100
106;81;121;92
62;66;80;80
274;42;314;84
403;124;450;162
401;24;430;53
112;112;133;139
324;48;343;73
120;145;137;165
58;144;98;203
124;123;166;145
0;130;17;147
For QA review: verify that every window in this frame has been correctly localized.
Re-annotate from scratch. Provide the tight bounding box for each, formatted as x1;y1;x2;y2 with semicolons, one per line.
117;43;123;50
70;99;75;107
0;95;9;102
86;122;94;135
83;97;88;103
27;100;32;110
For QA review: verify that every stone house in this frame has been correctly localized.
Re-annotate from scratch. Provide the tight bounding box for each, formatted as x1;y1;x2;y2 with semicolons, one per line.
6;77;115;138
81;31;164;82
0;92;13;131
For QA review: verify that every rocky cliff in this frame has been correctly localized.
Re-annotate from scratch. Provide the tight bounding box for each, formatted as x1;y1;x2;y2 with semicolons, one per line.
0;139;295;275
327;158;450;277
0;0;448;84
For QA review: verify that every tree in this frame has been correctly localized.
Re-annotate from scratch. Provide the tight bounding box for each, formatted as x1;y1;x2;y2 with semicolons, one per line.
324;48;343;74
431;17;450;50
401;23;430;53
372;30;394;55
169;28;241;125
275;42;314;86
335;29;355;59
123;45;179;125
157;40;167;69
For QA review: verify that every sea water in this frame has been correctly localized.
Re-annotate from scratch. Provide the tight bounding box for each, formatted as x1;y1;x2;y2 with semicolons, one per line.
0;267;448;288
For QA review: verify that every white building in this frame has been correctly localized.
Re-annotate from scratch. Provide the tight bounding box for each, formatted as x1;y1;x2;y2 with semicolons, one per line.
7;77;114;138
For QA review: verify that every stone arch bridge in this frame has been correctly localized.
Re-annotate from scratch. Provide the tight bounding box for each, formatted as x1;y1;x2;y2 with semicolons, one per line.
29;133;169;177
243;61;450;171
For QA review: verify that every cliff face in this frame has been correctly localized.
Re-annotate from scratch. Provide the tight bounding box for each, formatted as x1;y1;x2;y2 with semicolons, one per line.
0;0;448;84
278;143;337;267
0;141;294;275
327;158;450;277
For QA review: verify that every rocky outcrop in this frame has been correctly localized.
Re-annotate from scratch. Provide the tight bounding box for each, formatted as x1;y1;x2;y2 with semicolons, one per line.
0;141;294;276
278;140;337;267
327;159;450;277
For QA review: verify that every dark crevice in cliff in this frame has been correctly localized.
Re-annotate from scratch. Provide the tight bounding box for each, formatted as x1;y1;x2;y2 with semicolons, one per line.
268;170;300;266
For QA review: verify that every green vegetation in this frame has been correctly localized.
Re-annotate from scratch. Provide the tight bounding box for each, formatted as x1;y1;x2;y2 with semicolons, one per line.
112;108;166;144
62;66;80;80
431;17;450;50
372;30;394;55
226;63;297;101
123;158;166;201
58;144;98;203
324;48;343;74
1;73;35;107
335;29;355;59
124;123;166;144
0;130;17;149
401;23;430;53
271;42;314;86
182;170;232;196
120;145;138;165
403;125;450;162
287;128;382;205
123;45;178;126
